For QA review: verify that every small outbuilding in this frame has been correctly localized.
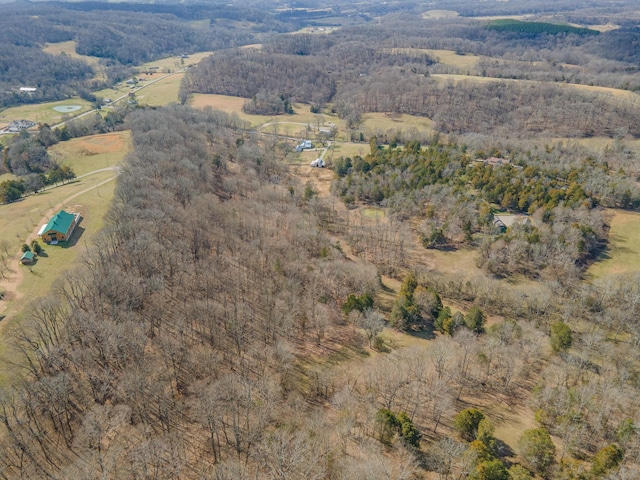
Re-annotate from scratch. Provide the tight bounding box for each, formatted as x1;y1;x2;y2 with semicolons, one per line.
20;251;34;265
311;158;325;168
39;210;79;244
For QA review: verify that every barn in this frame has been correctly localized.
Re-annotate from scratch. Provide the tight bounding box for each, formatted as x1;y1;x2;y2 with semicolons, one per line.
38;210;80;244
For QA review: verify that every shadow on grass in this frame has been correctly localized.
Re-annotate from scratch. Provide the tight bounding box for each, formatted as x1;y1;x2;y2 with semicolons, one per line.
407;328;436;341
59;218;85;249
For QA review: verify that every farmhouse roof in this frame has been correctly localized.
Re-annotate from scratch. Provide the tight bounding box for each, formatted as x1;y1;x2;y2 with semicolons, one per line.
42;210;75;235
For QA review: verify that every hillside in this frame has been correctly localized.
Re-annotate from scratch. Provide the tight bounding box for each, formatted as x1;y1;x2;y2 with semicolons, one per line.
2;0;640;479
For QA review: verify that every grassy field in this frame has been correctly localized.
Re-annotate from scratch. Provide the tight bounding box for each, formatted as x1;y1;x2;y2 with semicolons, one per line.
588;209;640;279
0;170;116;250
431;73;640;103
49;131;131;176
0;98;93;127
360;112;436;136
0;175;117;383
138;51;213;73
42;40;102;67
136;74;184;107
190;93;270;126
421;10;459;19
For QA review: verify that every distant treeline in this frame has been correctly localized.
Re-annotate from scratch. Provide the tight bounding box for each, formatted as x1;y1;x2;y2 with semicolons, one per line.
185;18;640;137
486;19;599;36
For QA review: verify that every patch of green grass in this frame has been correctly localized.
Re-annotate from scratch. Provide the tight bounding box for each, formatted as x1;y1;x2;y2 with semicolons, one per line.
361;207;385;220
136;74;184;107
588;209;640;279
0;171;117;250
0;99;93;126
360;112;436;137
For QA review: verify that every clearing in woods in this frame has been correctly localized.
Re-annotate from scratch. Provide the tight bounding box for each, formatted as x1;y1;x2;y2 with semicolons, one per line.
49;131;131;176
0;174;117;384
0;131;129;379
42;40;103;67
588;209;640;279
136;73;185;107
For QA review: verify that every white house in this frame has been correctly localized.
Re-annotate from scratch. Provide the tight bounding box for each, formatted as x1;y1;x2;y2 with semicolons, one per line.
296;140;313;152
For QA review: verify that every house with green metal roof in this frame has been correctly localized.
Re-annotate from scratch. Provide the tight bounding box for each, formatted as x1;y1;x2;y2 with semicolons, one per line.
20;250;34;265
38;210;79;244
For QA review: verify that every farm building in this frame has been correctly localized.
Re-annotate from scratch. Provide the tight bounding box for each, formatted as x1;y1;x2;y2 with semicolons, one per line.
19;87;37;93
38;210;80;244
311;158;325;168
20;251;34;265
3;119;36;133
296;140;313;152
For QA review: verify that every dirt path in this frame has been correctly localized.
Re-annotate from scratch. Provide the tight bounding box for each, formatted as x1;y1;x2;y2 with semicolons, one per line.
0;169;120;322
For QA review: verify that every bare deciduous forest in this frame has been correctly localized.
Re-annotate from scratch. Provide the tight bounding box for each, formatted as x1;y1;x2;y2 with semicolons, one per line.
3;0;640;479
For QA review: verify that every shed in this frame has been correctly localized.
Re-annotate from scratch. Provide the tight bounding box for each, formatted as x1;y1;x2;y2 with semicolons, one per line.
40;210;79;244
20;251;34;265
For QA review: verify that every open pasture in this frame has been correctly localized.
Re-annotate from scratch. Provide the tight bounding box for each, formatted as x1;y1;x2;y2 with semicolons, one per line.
42;40;102;66
49;131;130;176
136;73;184;107
588;209;640;279
0;99;93;126
360;112;436;137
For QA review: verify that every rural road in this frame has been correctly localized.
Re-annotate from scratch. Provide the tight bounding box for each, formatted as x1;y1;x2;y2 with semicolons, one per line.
51;68;188;130
0;167;120;323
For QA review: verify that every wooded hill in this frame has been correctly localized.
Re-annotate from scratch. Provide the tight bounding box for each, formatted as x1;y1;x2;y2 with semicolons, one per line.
0;1;296;109
3;105;640;479
184;14;640;137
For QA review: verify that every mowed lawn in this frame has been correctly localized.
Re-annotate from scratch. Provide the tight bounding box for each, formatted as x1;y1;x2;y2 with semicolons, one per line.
0;98;93;127
588;209;640;278
134;74;185;107
0;170;116;249
50;131;131;176
16;176;116;299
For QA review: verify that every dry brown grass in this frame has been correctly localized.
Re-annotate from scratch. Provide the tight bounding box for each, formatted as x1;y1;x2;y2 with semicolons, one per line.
382;47;479;70
361;112;436;136
42;40;102;66
49;131;131;176
421;10;459;19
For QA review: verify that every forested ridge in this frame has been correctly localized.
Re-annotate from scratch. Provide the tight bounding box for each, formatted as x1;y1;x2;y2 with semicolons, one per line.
3;106;640;479
4;0;640;478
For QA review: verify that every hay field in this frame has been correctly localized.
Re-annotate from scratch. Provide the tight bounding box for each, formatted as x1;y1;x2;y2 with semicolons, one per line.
190;94;269;126
136;74;184;107
49;131;130;176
